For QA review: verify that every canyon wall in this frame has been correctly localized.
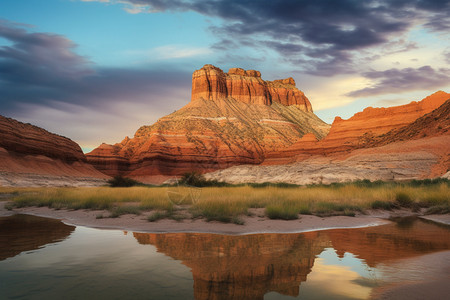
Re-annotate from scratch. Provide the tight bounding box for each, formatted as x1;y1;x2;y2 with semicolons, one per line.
207;92;450;183
264;91;450;163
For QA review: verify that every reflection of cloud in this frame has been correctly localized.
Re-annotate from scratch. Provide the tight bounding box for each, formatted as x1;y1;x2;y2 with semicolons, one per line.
302;258;372;299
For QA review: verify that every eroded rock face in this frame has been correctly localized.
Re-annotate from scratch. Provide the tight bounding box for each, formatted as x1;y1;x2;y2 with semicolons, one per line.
0;115;85;162
191;64;312;110
0;115;108;186
87;66;329;183
264;91;450;163
205;136;450;184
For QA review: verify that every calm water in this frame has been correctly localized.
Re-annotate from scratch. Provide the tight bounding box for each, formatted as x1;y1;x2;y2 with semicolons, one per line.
0;215;449;300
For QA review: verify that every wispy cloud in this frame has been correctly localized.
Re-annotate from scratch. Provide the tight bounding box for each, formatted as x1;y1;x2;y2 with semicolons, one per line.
0;20;191;146
150;45;212;60
125;45;212;61
346;66;450;97
78;0;449;77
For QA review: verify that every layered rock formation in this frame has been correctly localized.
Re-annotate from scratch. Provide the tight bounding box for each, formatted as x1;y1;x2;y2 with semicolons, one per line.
207;92;450;183
264;91;450;163
0;115;108;186
87;65;329;183
192;64;312;110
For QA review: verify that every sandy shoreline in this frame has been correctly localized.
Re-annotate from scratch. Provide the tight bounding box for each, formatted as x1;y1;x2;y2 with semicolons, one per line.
2;200;448;234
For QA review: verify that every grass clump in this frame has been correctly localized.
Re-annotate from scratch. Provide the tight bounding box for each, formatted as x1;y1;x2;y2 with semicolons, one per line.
109;206;142;218
266;204;299;220
371;200;395;210
148;211;171;222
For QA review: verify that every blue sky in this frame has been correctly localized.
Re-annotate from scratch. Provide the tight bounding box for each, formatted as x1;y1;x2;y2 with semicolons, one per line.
1;0;449;152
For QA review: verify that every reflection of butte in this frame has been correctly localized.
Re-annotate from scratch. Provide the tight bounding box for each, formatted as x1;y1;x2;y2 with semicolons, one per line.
133;232;330;300
134;218;450;300
0;214;75;261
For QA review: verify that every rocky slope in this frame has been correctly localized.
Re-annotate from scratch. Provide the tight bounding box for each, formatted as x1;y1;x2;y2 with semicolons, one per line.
206;93;450;184
87;65;330;183
0;115;108;187
264;91;449;163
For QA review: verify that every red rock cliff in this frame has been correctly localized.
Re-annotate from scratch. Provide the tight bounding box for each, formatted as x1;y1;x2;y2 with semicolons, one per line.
191;64;313;111
264;91;450;163
0;115;108;186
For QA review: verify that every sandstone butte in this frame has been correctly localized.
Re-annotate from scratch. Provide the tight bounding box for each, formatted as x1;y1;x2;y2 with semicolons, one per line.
132;221;449;299
86;65;330;183
0;115;108;187
264;91;450;164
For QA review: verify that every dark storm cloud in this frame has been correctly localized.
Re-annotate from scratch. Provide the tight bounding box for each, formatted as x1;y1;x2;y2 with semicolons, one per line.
0;20;191;115
122;0;449;75
346;66;450;97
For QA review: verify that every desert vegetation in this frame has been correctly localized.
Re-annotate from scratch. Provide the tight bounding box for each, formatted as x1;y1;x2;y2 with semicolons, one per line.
1;179;448;224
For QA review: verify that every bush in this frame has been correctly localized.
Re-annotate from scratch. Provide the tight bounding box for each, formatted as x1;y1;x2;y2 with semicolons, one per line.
395;192;413;207
107;176;140;187
371;200;395;210
179;171;228;187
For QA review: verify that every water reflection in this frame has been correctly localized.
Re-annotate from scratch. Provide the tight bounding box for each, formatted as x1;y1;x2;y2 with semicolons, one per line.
134;218;450;299
135;231;329;299
0;215;449;299
0;214;75;261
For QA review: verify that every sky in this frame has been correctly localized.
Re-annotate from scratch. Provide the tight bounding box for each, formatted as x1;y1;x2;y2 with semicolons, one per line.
1;0;449;152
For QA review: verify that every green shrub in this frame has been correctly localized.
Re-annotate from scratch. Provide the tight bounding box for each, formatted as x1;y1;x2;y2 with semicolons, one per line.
395;192;413;207
108;176;140;187
371;200;395;210
266;205;299;220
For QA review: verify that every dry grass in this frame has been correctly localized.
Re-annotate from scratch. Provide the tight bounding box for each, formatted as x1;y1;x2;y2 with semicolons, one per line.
1;182;449;222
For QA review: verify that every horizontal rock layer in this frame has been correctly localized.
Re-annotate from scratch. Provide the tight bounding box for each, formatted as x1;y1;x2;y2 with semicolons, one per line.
191;64;312;110
0;115;85;162
87;97;330;181
0;115;108;187
205;136;450;184
264;91;450;163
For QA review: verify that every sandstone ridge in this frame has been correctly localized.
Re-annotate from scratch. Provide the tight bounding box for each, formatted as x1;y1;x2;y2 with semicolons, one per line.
191;64;312;110
0;115;108;187
264;91;450;163
207;92;450;183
